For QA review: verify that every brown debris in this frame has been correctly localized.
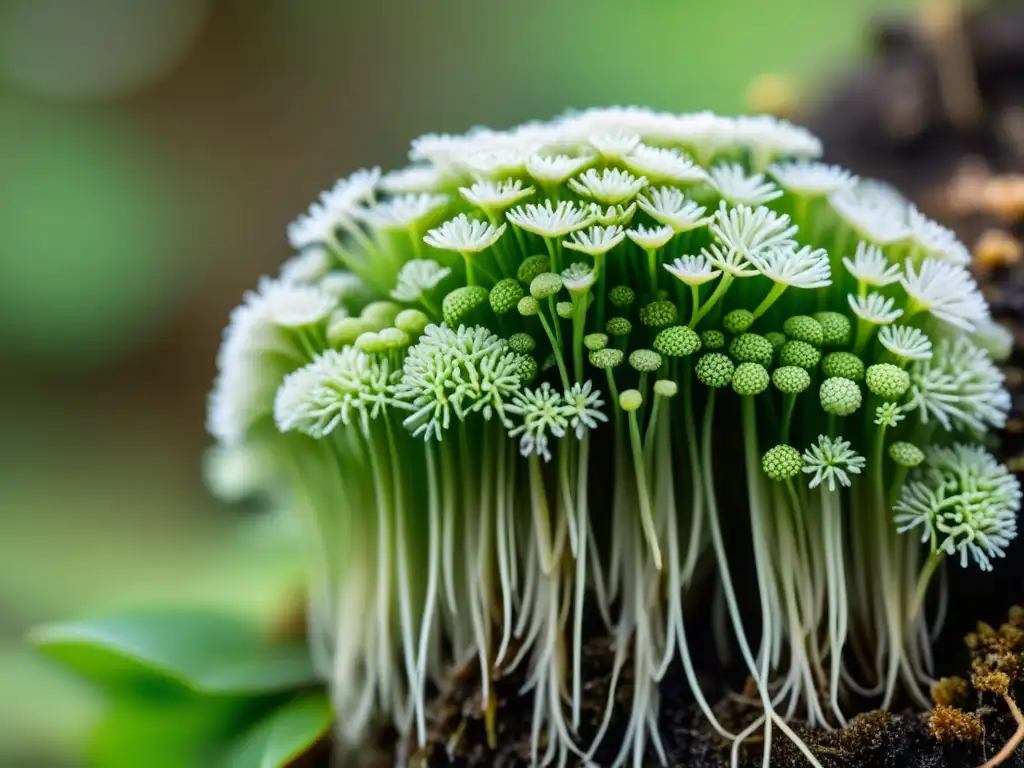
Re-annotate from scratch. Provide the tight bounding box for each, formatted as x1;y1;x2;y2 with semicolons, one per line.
974;229;1023;270
930;704;984;744
933;676;970;707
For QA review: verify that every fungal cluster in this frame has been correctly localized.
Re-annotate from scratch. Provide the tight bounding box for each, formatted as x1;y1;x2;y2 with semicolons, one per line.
206;107;1021;767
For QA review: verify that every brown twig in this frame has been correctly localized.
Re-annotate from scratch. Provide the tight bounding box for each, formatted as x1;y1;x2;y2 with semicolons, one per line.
978;693;1024;768
919;0;985;131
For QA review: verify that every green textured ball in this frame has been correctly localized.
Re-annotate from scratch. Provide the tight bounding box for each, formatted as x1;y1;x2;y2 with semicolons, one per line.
355;331;387;354
820;376;862;416
821;351;865;383
513;353;538;383
723;309;754;334
327;316;370;347
378;327;411;349
590;348;624;369
606;317;632;336
361;300;403;330
639;300;678;328
530;272;563;299
489;278;524;315
653;326;701;357
865;363;910;399
583;333;608;351
654;380;678;398
443;285;488;326
517;296;540;316
517;254;550;284
508;332;536;354
765;331;787;353
772;365;811;394
732;362;770;396
783;315;824;347
556;301;573;319
696;353;735;388
609;285;635;308
619;389;643;412
629;348;663;372
700;330;726;350
813;311;852;347
779;340;821;369
762;444;803;481
729;333;774;365
889;441;925;468
395;308;429;335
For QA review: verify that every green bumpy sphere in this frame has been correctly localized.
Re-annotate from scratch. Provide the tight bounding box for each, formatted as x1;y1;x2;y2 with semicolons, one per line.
443;285;488;326
355;331;387;354
772;365;811;394
723;309;754;334
654;379;678;398
889;441;925;467
530;272;563;299
629;348;663;372
780;340;821;369
813;311;852;347
653;326;701;357
729;333;774;365
513;353;538;383
762;444;803;481
732;362;770;396
821;351;865;383
865;363;910;399
517;296;540;316
609;285;635;308
489;278;524;315
508;332;536;354
606;317;632;336
395;308;429;335
517;254;550;284
765;331;787;353
701;330;726;350
327;316;370;347
590;348;624;369
783;315;825;346
696;353;735;388
639;300;678;328
556;301;573;319
619;389;643;412
820;376;863;416
378;327;411;349
584;333;608;351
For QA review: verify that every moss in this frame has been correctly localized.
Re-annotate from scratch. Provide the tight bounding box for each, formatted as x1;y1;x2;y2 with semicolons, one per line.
930;705;984;744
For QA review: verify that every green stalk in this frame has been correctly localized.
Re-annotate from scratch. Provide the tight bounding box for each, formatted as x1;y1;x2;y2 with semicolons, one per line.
689;273;734;328
751;281;789;321
627;406;662;570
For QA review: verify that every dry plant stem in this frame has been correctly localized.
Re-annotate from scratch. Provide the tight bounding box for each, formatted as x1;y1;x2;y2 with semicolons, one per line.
979;694;1024;768
920;0;985;131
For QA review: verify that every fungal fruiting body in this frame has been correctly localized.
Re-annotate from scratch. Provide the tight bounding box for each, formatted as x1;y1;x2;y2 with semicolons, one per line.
206;108;1020;767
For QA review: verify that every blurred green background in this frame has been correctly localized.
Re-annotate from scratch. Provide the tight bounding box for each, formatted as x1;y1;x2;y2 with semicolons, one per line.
0;0;917;764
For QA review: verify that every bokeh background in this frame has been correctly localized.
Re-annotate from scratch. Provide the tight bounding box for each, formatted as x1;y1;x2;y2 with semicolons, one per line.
0;1;920;764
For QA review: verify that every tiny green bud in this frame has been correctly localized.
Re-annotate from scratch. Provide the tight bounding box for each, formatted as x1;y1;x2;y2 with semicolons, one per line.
556;301;573;319
517;254;550;284
489;278;524;315
639;300;678;328
729;333;774;366
619;389;644;412
443;285;489;327
865;363;910;399
509;332;536;354
530;272;563;299
772;365;811;394
732;362;770;396
696;353;735;388
889;441;925;468
513;353;539;383
783;315;825;346
378;327;411;349
395;308;430;335
584;333;609;351
813;311;852;347
723;309;754;334
820;376;863;416
589;348;624;369
327;316;370;347
653;379;678;398
541;353;556;372
762;444;802;481
821;351;865;383
779;340;821;369
629;349;663;372
608;285;635;308
518;296;540;316
362;300;402;329
655;289;670;301
355;331;387;354
654;325;702;357
606;317;632;336
700;330;726;350
765;331;787;353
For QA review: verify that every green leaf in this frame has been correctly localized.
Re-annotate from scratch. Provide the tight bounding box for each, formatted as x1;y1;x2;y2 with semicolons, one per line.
31;610;318;696
225;693;331;768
